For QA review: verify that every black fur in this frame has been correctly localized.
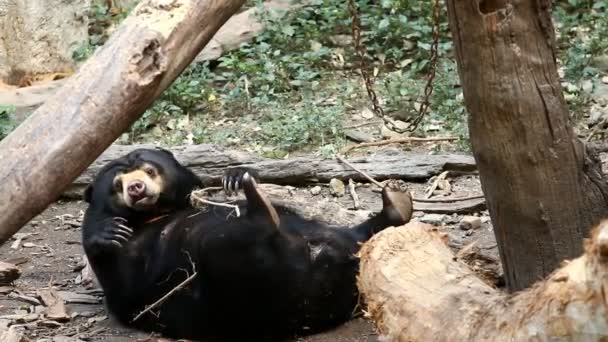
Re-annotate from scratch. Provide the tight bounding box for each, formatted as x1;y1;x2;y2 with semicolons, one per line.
82;148;410;341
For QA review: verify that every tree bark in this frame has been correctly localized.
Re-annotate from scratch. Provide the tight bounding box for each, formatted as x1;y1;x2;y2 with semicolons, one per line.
446;0;608;290
358;221;608;341
0;0;90;85
0;0;246;245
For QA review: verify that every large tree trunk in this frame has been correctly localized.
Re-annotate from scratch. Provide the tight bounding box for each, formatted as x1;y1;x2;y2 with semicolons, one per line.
358;221;608;341
0;0;246;245
447;0;608;290
0;0;90;85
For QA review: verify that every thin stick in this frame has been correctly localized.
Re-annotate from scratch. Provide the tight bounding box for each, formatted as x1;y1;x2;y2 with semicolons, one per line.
342;121;383;129
190;191;241;217
336;154;485;203
340;136;457;155
348;179;361;209
132;256;197;323
412;194;485;202
335;154;384;188
198;186;223;193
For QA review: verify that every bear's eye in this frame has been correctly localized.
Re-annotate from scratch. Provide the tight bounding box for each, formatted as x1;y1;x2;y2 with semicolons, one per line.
144;167;156;177
113;179;123;192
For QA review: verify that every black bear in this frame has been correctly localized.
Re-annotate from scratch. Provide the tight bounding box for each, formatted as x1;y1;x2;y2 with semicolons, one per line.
82;148;412;341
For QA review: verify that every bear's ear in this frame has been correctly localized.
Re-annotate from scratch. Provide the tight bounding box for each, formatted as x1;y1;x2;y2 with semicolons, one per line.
155;146;175;158
84;185;93;203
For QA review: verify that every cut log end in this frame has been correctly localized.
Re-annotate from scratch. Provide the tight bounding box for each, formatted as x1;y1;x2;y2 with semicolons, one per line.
587;219;608;259
358;221;608;341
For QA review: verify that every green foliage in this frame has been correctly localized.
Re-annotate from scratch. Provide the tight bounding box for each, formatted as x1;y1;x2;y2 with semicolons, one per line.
126;0;608;153
555;1;607;81
0;105;17;141
74;1;138;62
257;99;344;154
130;64;214;139
554;0;608;117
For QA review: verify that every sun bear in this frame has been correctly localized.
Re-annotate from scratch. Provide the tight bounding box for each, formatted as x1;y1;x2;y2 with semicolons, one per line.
82;148;412;341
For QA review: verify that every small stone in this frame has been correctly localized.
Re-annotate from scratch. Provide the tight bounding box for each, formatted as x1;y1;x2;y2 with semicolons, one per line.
445;214;461;224
329;179;345;197
381;125;402;139
310;186;322;196
344;130;375;143
602;76;608;84
310;40;323;52
329;34;353;47
459;216;482;230
588;107;605;126
564;93;577;102
557;66;565;79
582;79;593;93
400;58;413;68
420;214;446;225
591;55;608;72
393;120;410;131
360;107;375;119
412;211;424;218
563;82;578;93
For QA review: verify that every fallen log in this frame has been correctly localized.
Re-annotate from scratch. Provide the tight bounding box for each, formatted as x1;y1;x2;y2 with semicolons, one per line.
0;0;246;245
62;143;477;196
358;221;608;341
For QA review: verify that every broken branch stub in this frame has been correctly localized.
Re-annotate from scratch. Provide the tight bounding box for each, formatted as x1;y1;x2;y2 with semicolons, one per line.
0;0;246;244
358;221;608;341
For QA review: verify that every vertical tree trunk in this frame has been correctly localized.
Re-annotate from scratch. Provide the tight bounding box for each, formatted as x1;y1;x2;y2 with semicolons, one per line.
446;0;608;290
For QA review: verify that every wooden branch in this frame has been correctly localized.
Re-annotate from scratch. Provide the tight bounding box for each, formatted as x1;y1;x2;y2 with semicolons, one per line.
412;196;485;214
61;144;477;198
359;221;608;340
0;0;247;244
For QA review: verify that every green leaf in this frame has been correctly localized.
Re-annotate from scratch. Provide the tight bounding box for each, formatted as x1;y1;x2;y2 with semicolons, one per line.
379;18;390;30
282;25;295;37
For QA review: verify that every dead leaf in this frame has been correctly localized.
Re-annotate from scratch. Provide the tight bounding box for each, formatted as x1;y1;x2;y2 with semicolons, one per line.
0;326;27;342
37;289;70;322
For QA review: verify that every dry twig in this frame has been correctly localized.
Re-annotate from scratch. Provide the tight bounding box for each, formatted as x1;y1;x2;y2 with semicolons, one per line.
348;179;361;210
132;255;198;323
190;189;241;217
336;154;485;204
335;154;383;188
425;171;449;199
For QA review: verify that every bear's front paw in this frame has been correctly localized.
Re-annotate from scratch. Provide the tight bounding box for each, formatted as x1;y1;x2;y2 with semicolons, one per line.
222;167;259;196
90;217;134;251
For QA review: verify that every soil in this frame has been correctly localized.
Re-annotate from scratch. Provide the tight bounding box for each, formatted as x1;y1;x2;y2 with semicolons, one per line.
0;172;499;342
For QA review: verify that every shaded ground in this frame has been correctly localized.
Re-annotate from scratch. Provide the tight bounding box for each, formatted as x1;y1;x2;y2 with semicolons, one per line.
0;173;498;341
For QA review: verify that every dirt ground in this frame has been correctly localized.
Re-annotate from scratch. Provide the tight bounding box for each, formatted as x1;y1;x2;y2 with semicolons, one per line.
0;171;499;342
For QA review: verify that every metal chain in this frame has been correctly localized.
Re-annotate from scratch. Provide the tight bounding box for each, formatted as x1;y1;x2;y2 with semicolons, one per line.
348;0;441;133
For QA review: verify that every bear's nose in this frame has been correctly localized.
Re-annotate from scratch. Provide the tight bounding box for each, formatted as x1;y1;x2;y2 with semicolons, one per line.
127;180;146;200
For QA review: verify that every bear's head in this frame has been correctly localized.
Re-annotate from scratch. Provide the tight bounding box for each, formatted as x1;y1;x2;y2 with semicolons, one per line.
84;148;202;218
